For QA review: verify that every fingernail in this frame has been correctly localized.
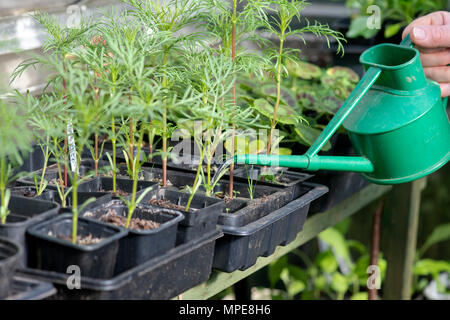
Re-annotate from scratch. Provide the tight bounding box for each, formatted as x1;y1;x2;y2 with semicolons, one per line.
413;27;426;40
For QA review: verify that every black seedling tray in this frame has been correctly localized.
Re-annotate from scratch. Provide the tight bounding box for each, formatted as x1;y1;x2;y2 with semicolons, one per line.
38;190;113;212
111;142;238;174
10;185;113;210
213;183;328;272
16;159;110;189
14;145;54;174
231;167;313;212
19;229;223;300
217;187;305;228
141;166;286;199
6;276;56;300
0;196;59;266
233;165;312;187
10;186;41;198
75;176;159;197
15;144;93;174
138;188;224;245
0;237;21;299
140;167;311;229
82;201;184;273
26;214;128;279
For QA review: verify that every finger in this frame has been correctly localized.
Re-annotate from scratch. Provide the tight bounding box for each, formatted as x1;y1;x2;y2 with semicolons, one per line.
439;83;450;97
424;66;450;83
410;25;450;48
419;49;450;67
416;46;447;54
402;11;450;39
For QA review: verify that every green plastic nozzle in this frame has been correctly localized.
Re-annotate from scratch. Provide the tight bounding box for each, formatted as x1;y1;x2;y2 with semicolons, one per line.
234;154;374;173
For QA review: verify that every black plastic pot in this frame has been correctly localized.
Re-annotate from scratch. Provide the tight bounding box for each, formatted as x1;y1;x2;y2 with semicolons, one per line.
110;146;200;172
111;140;250;176
111;138;209;174
10;186;112;213
216;178;309;228
0;196;59;266
10;186;41;198
234;166;312;186
26;213;128;279
19;229;222;300
75;176;159;198
82;201;184;273
213;183;328;272
232;166;313;207
141;165;287;199
6;276;56;300
39;190;113;212
15;144;92;174
16;159;110;189
138;188;224;245
0;237;21;299
140;166;310;228
14;144;56;174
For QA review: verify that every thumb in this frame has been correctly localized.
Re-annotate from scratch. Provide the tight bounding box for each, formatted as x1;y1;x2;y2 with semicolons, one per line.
410;25;450;48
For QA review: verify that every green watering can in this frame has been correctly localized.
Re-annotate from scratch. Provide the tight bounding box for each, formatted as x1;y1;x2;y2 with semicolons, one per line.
235;35;450;185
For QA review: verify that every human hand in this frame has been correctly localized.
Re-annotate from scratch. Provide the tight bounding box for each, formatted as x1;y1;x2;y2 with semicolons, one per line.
402;11;450;97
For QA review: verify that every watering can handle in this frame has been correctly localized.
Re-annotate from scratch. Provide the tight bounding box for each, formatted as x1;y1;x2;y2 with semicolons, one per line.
400;34;414;48
305;34;443;158
401;34;449;106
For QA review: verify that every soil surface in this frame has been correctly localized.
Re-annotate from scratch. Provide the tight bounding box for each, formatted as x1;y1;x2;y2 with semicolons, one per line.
14;189;37;197
212;192;233;203
50;232;103;245
49;178;63;186
249;194;270;205
147;198;187;211
274;175;294;184
99;209;160;230
23;190;37;197
100;188;129;197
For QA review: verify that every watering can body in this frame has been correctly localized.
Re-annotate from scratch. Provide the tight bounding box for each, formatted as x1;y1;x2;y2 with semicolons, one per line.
343;43;450;184
235;36;450;185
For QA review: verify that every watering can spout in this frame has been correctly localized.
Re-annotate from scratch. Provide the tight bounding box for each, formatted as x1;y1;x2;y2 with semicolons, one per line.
234;154;374;173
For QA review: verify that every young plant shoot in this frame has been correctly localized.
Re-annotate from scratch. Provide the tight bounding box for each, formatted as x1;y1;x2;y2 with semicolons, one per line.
201;0;271;198
16;92;66;196
58;57;120;243
261;0;345;155
123;0;206;187
179;51;260;208
88;13;165;228
0;100;32;224
11;11;91;187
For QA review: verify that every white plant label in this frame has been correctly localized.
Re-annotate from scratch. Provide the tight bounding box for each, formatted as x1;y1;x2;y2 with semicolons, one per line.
67;119;78;173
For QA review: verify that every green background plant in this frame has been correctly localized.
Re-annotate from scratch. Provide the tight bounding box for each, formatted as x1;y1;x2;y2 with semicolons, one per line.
346;0;448;39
